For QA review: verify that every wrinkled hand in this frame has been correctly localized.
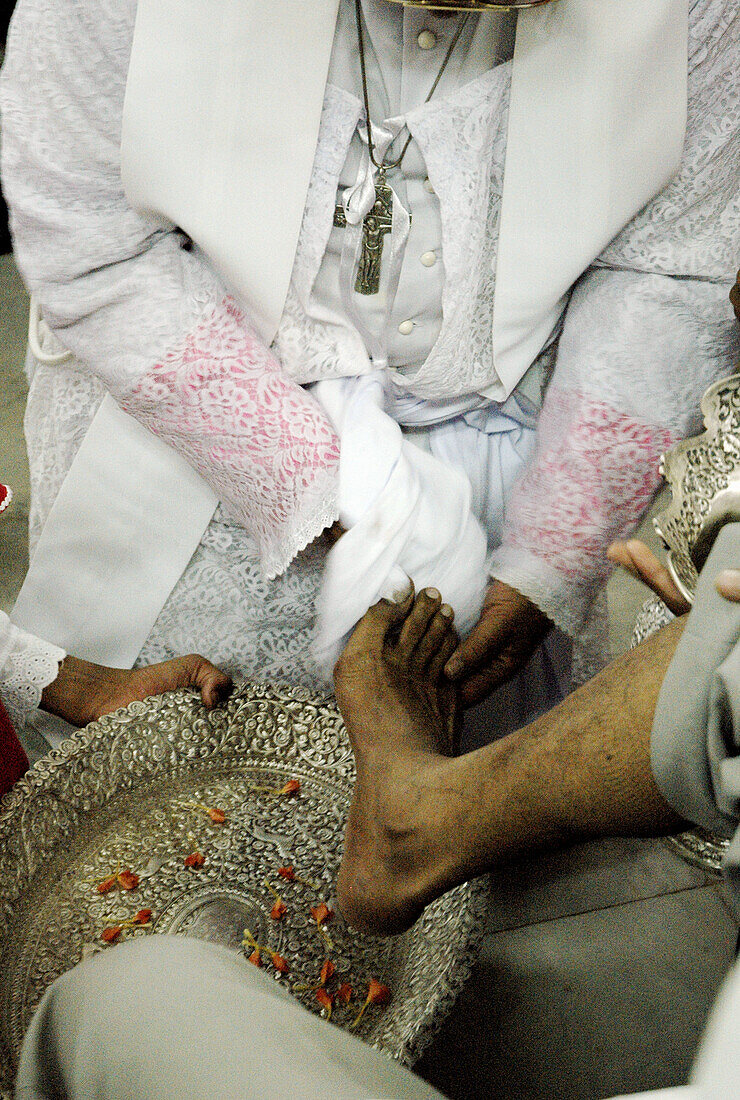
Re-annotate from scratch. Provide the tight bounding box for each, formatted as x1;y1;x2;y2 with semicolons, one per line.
607;539;691;616
608;537;740;610
41;654;233;728
609;538;740;610
443;580;552;707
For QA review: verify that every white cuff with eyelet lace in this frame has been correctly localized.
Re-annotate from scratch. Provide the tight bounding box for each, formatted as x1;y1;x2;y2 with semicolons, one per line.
0;612;66;731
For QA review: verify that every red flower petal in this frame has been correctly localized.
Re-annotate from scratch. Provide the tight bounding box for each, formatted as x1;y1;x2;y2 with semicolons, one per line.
101;925;122;943
270;899;287;921
280;779;301;796
319;959;335;986
310;902;334;926
95;874;117;895
207;807;226;824
367;979;391;1006
116;869;139;891
271;952;290;974
336;982;353;1005
277;866;296;881
248;949;262;968
316;987;333;1017
184;852;206;868
133;908;152;925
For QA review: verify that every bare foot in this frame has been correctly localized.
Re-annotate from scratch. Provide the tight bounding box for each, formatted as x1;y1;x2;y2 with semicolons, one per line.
334;588;463;935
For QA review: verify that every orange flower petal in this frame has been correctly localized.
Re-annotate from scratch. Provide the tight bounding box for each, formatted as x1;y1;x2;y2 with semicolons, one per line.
271;952;290;974
336;982;353;1005
316;987;333;1017
207;807;226;824
270;899;287;921
133;908;152;925
280;779;301;797
310;902;334;926
116;869;139;891
366;979;391;1006
95;874;117;895
248;949;262;968
319;959;335;986
101;925;122;943
277;866;295;881
184;851;205;868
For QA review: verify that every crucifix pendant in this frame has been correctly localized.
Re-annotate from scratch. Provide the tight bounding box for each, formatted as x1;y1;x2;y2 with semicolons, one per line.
334;170;395;296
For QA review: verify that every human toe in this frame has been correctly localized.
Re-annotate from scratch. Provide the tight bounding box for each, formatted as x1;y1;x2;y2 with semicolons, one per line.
395;588;442;660
411;604;456;673
334;590;414;682
428;626;460;682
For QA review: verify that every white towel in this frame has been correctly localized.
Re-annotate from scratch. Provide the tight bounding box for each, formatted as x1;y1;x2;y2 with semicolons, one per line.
312;372;488;676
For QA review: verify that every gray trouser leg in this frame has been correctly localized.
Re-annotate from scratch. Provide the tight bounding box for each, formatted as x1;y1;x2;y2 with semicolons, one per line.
15;935;445;1100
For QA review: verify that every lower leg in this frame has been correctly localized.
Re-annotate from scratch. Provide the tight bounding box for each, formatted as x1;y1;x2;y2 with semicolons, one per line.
438;617;687;875
336;603;686;934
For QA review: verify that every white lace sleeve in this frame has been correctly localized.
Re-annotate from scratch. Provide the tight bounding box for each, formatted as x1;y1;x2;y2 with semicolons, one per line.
0;0;340;578
490;0;740;636
491;272;740;637
0;612;65;731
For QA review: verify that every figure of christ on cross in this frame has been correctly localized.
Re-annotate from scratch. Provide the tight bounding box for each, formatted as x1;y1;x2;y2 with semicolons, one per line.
333;171;396;295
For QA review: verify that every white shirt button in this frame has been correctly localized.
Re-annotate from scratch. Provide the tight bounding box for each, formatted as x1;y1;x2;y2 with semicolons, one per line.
423;177;435;194
398;319;415;335
417;29;437;50
420;250;437;268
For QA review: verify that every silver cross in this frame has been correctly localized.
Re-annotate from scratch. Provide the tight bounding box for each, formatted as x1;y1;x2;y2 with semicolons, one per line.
334;171;396;296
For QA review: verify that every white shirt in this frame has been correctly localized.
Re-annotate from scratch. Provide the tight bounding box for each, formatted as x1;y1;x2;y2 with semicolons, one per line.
319;0;516;370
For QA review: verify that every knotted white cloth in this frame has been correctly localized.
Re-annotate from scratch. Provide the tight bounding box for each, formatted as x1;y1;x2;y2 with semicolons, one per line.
313;372;488;674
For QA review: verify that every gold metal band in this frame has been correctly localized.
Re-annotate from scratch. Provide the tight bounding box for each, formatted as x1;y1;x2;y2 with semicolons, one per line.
385;0;552;9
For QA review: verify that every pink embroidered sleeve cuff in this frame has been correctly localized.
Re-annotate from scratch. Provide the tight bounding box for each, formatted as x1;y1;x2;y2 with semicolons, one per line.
120;298;340;579
491;391;678;636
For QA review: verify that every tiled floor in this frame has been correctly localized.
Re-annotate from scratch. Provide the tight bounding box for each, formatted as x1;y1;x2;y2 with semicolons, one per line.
1;251;737;1098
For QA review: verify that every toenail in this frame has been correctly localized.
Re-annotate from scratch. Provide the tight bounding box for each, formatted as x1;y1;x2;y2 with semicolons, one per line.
445;656;463;678
392;584;413;603
440;604;454;619
424;588;440;600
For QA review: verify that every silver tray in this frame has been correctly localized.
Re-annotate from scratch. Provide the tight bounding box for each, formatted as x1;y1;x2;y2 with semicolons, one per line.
0;683;490;1091
654;371;740;603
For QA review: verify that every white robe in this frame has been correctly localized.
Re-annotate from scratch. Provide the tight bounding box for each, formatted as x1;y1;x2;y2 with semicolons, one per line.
1;0;738;725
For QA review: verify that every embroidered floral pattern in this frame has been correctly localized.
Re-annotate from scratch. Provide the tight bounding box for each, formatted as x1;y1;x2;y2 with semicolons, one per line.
503;392;677;581
0;612;65;731
121;299;340;579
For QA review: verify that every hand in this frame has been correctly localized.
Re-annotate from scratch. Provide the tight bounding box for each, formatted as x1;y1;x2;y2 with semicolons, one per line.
41;654;233;727
324;520;347;547
607;539;690;616
443;580;552;707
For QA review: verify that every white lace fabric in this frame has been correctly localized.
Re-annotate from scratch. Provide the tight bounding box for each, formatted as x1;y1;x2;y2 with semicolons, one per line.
491;269;740;637
274;66;512;401
121;296;340;580
0;612;65;731
1;0;342;580
1;0;738;684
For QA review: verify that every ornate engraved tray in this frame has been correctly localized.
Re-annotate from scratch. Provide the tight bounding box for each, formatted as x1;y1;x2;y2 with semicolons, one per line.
654;372;740;604
0;684;489;1092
